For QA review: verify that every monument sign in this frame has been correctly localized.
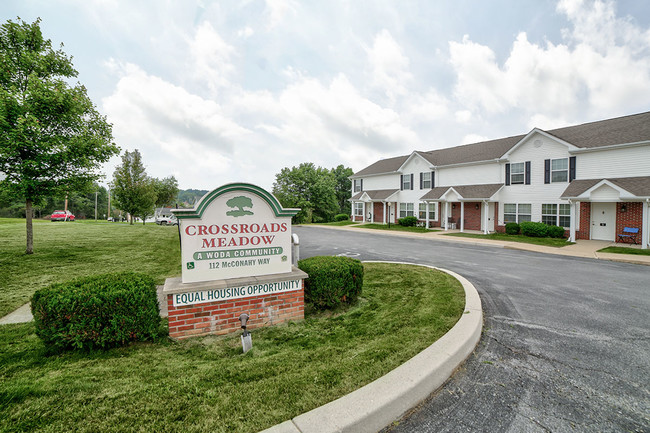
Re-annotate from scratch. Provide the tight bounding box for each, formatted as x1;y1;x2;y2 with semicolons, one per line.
163;183;307;339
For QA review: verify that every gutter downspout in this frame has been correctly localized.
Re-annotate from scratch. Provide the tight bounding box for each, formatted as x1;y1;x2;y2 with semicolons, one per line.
643;199;649;250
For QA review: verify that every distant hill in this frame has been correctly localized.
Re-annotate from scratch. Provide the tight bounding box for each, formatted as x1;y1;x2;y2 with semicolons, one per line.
176;189;208;208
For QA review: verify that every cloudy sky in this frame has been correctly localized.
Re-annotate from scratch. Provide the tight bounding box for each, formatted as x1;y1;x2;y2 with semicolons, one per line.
4;0;650;191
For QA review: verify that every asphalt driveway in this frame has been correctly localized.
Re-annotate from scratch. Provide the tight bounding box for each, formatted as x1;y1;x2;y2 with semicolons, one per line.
294;226;650;433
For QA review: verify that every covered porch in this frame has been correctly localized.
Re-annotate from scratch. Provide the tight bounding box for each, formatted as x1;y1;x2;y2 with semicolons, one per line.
350;189;400;224
561;176;650;249
420;184;503;234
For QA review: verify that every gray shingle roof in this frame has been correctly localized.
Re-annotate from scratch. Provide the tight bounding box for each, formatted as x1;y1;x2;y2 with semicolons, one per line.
353;111;650;176
547;111;650;149
420;184;503;200
350;189;400;201
561;176;650;198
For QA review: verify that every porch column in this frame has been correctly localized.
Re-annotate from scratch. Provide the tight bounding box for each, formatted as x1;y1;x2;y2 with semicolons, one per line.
425;202;430;229
569;199;577;243
643;199;649;249
383;202;386;225
483;201;489;234
460;202;465;232
371;203;374;223
362;202;366;222
444;202;450;230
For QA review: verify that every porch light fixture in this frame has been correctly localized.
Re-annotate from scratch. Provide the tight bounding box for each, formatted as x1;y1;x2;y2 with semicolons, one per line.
475;204;480;210
452;203;456;209
621;204;627;213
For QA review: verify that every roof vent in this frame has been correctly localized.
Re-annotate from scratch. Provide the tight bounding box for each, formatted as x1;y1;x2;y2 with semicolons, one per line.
533;139;542;148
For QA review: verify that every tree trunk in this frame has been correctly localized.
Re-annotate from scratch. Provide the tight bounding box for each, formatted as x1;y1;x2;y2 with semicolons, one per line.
26;199;34;254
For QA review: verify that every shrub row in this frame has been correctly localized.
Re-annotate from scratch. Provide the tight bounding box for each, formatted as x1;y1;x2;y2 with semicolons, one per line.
298;256;363;309
506;221;566;238
31;272;161;351
397;216;418;227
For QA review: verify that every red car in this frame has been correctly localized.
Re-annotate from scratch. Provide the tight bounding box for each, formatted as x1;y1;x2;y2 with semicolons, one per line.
50;210;75;221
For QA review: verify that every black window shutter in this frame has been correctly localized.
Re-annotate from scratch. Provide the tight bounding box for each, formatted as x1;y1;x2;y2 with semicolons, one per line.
400;175;403;190
410;174;414;190
420;172;423;189
431;171;435;188
525;161;531;185
505;163;511;186
569;156;576;181
360;179;363;191
544;159;550;184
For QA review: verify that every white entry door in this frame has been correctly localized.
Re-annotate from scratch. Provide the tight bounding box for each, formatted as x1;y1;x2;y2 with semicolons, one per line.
591;202;616;241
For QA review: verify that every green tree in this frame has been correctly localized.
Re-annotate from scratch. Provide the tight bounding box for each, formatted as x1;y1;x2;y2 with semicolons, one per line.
272;163;339;223
152;176;179;208
111;150;156;225
0;18;118;253
331;164;353;214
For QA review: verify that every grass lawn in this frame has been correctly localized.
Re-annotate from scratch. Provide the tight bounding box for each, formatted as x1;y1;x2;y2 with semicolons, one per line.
0;262;464;433
0;218;181;317
598;246;650;256
354;223;437;234
444;232;573;248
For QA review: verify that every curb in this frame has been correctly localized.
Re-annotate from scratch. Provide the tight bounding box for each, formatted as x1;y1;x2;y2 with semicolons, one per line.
260;262;483;433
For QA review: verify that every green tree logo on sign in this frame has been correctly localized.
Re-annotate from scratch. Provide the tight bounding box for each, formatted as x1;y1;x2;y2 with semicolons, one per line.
226;196;254;217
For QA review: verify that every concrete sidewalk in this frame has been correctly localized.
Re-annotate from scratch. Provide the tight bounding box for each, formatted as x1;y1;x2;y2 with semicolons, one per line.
312;224;650;266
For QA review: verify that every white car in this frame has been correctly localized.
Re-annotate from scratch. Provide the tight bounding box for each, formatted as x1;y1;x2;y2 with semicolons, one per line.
155;215;178;225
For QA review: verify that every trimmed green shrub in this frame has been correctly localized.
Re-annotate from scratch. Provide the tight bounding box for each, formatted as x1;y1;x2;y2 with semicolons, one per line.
31;272;161;351
298;256;363;309
334;213;350;222
398;216;418;227
519;221;549;238
505;222;520;235
547;225;566;238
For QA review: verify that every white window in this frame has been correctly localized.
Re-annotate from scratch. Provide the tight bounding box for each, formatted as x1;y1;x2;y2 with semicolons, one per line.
510;162;525;185
399;203;414;218
419;203;436;220
504;203;531;224
551;158;568;183
542;203;571;227
401;175;411;190
353;179;362;193
421;172;431;189
354;202;363;217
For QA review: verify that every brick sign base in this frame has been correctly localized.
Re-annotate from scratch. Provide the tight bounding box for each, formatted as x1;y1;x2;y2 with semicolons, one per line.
164;267;308;339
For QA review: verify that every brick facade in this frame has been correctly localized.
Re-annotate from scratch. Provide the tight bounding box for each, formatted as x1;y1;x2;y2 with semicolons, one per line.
576;202;591;240
616;202;643;243
167;289;304;339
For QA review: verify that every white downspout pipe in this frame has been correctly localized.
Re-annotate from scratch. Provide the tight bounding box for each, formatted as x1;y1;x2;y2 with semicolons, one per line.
460;202;465;232
642;199;649;250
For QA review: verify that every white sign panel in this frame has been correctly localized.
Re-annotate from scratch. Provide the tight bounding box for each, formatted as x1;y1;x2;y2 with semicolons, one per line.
172;279;302;307
173;184;299;284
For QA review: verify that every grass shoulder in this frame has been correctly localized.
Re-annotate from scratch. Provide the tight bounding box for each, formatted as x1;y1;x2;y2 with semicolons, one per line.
308;220;361;226
445;232;573;248
598;246;650;256
0;262;465;433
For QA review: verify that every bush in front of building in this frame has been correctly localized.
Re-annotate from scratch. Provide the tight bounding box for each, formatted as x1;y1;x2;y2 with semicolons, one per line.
298;256;363;309
31;272;161;351
334;213;350;222
519;221;549;238
547;225;566;238
398;216;418;227
505;222;520;235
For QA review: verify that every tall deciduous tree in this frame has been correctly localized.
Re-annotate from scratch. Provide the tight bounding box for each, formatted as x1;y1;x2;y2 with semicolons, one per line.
331;164;353;214
111;150;156;225
272;162;339;223
152;176;179;208
0;18;118;253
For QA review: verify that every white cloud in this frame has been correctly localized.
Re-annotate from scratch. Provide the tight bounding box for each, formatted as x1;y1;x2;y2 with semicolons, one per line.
449;0;650;121
265;0;298;29
188;21;237;94
366;29;413;102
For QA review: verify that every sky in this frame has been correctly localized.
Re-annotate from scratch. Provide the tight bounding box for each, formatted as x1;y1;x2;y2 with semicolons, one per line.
3;0;650;191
